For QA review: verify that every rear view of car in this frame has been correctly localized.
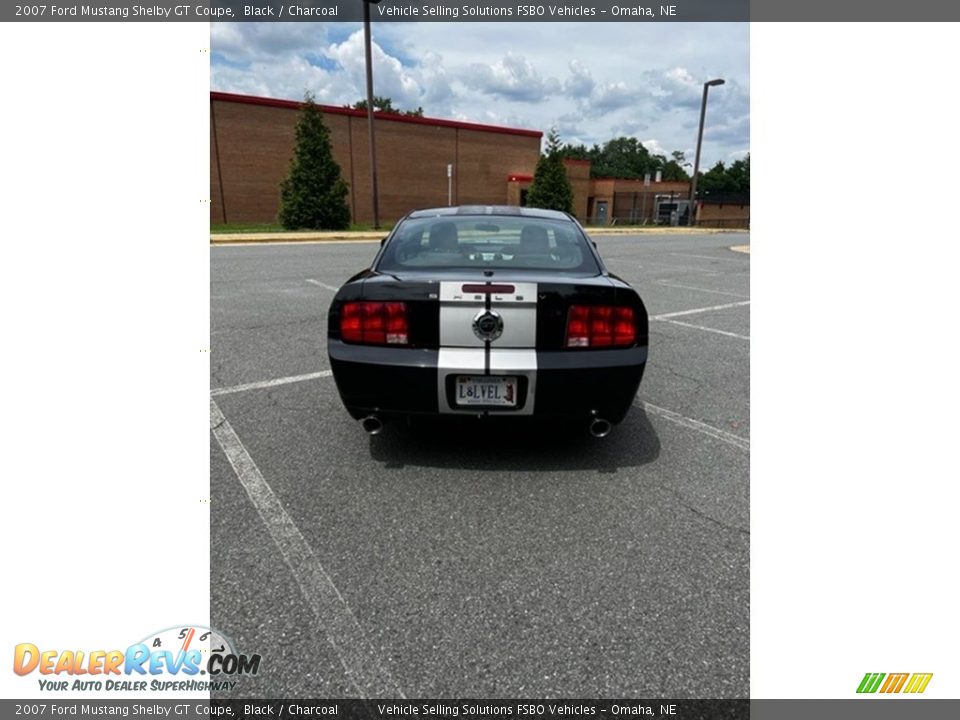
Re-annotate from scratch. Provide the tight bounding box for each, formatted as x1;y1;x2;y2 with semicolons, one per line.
328;206;648;436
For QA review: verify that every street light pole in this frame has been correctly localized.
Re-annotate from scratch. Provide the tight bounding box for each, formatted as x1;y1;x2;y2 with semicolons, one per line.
689;78;724;227
362;0;380;229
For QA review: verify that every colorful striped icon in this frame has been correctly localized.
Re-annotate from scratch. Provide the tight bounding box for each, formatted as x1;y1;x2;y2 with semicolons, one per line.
857;672;933;694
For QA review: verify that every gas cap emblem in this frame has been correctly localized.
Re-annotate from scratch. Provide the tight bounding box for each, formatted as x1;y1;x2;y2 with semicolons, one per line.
472;310;504;342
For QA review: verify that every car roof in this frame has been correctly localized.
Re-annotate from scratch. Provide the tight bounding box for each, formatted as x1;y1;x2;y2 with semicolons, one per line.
406;205;573;222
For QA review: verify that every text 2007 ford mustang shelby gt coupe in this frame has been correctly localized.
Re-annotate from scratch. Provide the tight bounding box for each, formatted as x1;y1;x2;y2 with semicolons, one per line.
328;206;648;436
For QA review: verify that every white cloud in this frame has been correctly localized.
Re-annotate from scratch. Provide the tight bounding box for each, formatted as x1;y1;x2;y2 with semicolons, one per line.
564;60;595;97
210;22;749;168
641;138;669;157
326;31;424;108
587;81;645;115
419;51;455;107
210;23;326;62
462;52;561;102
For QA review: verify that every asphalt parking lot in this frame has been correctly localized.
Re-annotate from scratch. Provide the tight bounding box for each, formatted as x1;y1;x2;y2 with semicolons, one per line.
210;232;750;698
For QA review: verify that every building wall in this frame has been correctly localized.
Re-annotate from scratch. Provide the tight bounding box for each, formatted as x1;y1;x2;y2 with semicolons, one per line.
347;117;459;223
586;178;616;223
697;201;750;228
458;129;540;207
562;159;591;220
210;93;541;226
211;99;303;224
565;172;698;226
506;177;532;207
606;179;691;225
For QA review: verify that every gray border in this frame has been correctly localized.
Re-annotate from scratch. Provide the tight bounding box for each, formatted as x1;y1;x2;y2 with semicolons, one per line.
752;699;960;719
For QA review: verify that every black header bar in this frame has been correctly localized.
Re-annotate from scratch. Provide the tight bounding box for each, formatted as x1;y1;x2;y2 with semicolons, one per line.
5;0;960;22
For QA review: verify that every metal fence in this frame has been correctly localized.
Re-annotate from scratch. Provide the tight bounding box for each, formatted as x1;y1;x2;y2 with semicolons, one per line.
581;190;749;229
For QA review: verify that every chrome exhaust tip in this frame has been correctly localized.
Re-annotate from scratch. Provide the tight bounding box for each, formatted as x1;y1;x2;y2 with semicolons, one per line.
589;417;612;438
360;415;384;435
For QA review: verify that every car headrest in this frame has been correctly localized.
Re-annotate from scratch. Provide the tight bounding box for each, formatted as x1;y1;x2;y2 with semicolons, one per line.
429;222;459;252
519;225;550;254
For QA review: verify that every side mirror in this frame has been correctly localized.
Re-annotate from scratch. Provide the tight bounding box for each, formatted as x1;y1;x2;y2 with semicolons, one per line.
380;237;388;246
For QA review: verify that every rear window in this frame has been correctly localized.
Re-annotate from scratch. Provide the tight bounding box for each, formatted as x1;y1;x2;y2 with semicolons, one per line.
376;216;600;274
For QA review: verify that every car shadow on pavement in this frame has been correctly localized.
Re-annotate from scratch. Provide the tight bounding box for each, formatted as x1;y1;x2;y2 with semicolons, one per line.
367;404;660;472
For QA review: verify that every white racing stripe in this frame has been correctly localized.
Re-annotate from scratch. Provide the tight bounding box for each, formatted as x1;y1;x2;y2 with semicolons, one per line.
639;400;750;451
438;280;538;348
211;370;332;396
438;280;538;415
437;347;486;414
210;399;406;698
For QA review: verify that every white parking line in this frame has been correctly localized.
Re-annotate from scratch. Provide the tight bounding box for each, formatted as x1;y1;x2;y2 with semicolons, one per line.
656;318;750;340
211;370;333;397
670;252;748;263
655;280;749;299
210;398;406;698
640;401;749;451
210;371;750;451
306;279;340;292
636;262;724;273
650;300;750;320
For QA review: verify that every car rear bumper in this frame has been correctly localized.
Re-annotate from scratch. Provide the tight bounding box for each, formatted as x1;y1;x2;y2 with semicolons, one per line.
328;340;647;424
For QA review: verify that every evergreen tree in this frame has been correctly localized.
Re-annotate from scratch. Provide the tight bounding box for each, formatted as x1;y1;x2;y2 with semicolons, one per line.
526;128;574;214
279;93;351;230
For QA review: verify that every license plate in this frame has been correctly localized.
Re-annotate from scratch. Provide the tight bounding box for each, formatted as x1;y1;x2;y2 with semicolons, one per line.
455;375;517;407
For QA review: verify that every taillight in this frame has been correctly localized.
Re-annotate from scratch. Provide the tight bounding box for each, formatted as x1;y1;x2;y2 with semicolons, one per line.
340;302;409;345
565;305;636;348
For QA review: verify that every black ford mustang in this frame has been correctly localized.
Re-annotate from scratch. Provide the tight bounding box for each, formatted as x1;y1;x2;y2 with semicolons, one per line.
328;206;648;436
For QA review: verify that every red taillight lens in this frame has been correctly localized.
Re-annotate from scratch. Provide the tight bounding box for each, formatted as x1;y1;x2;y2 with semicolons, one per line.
340;302;409;345
565;305;636;348
613;306;636;346
340;303;363;342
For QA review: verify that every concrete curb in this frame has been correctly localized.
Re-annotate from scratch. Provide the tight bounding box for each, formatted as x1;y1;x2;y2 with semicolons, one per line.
211;231;385;244
589;227;748;236
210;226;748;245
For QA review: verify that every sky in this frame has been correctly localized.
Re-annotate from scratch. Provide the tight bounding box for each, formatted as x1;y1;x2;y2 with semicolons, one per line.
210;22;749;169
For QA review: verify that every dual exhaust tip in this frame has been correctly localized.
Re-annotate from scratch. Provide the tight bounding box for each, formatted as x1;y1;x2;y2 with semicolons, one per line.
359;415;384;435
360;414;612;438
589;416;612;438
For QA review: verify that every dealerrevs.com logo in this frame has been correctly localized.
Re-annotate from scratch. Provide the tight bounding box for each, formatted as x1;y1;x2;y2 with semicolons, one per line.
13;625;261;692
857;672;933;694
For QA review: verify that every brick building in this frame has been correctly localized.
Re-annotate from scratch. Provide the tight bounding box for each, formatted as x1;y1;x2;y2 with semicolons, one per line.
508;160;749;228
210;91;543;226
210;91;748;228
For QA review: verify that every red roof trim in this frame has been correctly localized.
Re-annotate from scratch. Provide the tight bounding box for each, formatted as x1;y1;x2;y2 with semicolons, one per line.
210;91;543;138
